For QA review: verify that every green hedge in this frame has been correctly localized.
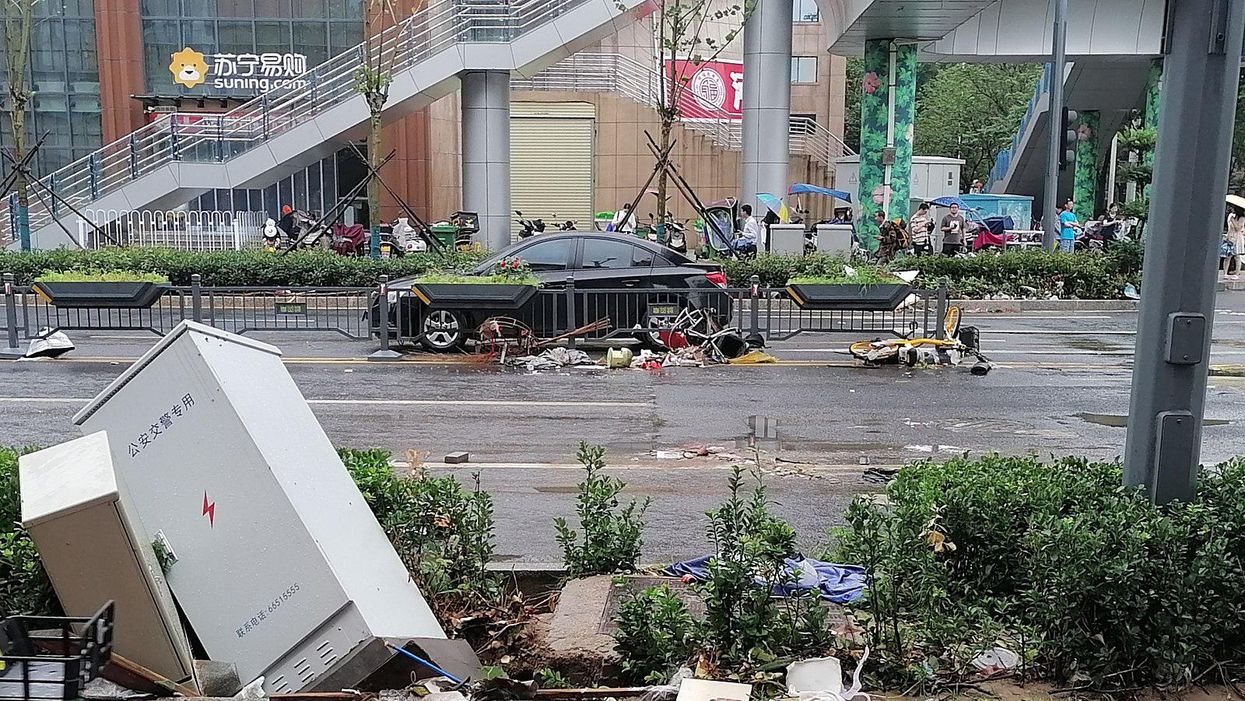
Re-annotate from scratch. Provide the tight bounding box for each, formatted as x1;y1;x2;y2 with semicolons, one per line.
722;242;1144;298
0;248;485;288
0;243;1144;299
1;447;60;617
834;453;1245;690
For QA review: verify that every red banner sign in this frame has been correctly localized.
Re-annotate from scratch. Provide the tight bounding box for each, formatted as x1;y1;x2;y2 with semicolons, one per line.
664;59;744;121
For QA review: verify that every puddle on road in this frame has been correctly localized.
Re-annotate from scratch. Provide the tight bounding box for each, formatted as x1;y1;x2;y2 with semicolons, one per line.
1066;338;1126;352
1075;412;1231;428
738;414;781;451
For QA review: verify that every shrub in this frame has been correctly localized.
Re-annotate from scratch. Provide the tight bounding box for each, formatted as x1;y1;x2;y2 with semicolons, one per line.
614;585;701;684
0;244;1144;298
0;248;485;287
833;454;1245;691
1;447;60;617
555;443;649;577
339;448;499;620
36;270;170;283
614;467;834;685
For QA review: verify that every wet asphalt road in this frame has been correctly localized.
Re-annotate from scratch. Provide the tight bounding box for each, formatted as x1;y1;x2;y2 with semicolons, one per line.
4;294;1245;563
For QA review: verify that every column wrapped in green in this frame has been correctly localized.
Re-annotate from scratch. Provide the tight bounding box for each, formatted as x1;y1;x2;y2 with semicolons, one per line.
1073;110;1100;222
1142;59;1162;198
857;40;917;251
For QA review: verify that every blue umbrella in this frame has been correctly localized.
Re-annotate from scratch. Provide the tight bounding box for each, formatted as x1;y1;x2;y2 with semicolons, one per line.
756;192;785;215
929;196;972;209
788;183;852;202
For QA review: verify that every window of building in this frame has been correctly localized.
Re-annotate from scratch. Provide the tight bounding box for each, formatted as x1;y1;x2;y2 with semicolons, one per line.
791;56;818;84
792;0;819;23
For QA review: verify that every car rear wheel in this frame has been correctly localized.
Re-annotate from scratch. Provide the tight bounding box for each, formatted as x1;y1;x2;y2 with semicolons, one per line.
421;309;465;351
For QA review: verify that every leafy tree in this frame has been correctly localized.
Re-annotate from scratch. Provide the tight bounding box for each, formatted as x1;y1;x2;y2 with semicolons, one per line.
914;63;1043;191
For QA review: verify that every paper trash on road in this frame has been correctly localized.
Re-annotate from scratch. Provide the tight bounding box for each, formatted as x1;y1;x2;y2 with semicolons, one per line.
675;678;752;701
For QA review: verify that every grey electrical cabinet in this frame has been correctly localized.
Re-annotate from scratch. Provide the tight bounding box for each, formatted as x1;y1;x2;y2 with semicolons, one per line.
19;431;196;684
72;321;445;693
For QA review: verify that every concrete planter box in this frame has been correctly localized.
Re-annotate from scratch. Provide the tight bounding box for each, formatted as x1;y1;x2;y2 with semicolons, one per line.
412;283;538;310
785;283;912;311
33;281;167;309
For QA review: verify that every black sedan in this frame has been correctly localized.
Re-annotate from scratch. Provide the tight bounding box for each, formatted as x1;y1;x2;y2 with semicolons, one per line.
376;233;733;350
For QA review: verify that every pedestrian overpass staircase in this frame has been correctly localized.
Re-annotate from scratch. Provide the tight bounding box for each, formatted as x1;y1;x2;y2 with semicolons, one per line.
512;51;854;177
2;0;646;249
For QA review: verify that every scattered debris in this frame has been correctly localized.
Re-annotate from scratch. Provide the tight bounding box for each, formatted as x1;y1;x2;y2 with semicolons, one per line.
971;647;1020;675
24;327;74;359
506;347;595;372
674;679;751;701
786;656;844;699
666;555;867;604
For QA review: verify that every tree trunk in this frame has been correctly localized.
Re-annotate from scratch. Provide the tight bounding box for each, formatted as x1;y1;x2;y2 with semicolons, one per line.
367;111;383;258
656;118;672;225
4;0;34;250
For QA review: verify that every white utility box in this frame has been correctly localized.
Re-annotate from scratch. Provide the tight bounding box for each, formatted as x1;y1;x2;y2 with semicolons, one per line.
71;321;445;693
768;224;806;255
19;432;196;684
816;224;853;257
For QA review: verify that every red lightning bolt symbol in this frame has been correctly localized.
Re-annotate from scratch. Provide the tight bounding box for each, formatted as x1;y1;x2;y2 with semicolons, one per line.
202;492;216;528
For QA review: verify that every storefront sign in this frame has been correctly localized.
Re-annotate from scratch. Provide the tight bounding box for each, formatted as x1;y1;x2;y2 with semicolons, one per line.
170;47;309;92
663;59;744;121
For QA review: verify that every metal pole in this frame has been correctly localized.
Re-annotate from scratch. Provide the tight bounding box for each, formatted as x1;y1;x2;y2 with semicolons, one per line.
2;274;22;359
934;282;949;340
565;275;577;350
1043;0;1068;250
1123;0;1244;504
369;275;402;360
191;274;202;323
749;274;760;336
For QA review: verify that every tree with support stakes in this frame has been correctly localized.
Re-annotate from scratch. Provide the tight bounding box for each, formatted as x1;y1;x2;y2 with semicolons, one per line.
2;0;39;251
647;0;752;228
355;0;403;260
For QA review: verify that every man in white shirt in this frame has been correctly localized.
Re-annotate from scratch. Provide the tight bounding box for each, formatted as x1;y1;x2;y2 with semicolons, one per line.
732;204;761;254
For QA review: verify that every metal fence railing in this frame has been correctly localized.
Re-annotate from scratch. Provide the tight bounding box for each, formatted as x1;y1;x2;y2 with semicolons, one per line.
2;275;373;342
2;272;948;356
78;210;268;251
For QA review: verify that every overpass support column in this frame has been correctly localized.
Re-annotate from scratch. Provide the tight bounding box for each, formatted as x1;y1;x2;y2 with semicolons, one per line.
856;40;917;251
741;0;794;211
461;70;511;250
1073;110;1100;222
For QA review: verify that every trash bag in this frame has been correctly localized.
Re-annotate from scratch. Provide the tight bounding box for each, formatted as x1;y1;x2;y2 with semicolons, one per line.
25;327;74;359
711;332;748;359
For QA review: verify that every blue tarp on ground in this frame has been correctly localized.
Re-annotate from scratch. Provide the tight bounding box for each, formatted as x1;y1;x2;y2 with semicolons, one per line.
665;555;867;604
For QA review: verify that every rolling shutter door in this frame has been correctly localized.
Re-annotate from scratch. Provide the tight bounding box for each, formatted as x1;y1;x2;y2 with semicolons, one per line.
511;102;595;241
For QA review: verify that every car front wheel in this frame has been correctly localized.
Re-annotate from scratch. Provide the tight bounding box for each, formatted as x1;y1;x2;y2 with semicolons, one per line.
421;309;465;351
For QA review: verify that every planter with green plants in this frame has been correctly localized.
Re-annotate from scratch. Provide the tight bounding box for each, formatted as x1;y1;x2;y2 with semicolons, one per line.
786;264;913;311
33;270;171;309
412;257;540;310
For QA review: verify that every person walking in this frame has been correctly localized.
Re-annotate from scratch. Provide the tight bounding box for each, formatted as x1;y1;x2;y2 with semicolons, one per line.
1226;201;1245;279
909;202;934;255
1058;199;1081;253
939;203;967;255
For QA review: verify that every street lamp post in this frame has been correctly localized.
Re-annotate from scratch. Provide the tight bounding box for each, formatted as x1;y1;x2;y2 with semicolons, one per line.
1123;0;1244;503
1043;0;1068;250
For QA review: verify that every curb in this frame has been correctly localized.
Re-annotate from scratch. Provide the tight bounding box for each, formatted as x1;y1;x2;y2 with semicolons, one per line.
954;299;1139;313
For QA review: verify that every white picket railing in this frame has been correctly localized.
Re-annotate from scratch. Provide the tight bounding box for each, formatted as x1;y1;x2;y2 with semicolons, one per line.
78;210;269;251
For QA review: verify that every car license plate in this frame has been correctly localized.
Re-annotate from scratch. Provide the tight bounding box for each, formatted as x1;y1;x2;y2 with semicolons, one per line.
648;304;678;317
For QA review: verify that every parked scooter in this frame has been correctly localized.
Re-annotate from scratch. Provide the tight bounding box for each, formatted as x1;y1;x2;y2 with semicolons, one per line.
550;215;577;232
261;218;282;252
666;219;688;255
1076;219;1125;251
516;210;546;238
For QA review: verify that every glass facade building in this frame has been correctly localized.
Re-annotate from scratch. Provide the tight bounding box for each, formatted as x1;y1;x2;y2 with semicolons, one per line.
0;1;102;175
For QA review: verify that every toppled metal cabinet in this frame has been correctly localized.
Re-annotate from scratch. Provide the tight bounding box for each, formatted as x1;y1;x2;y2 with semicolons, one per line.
72;321;446;692
19;432;195;684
